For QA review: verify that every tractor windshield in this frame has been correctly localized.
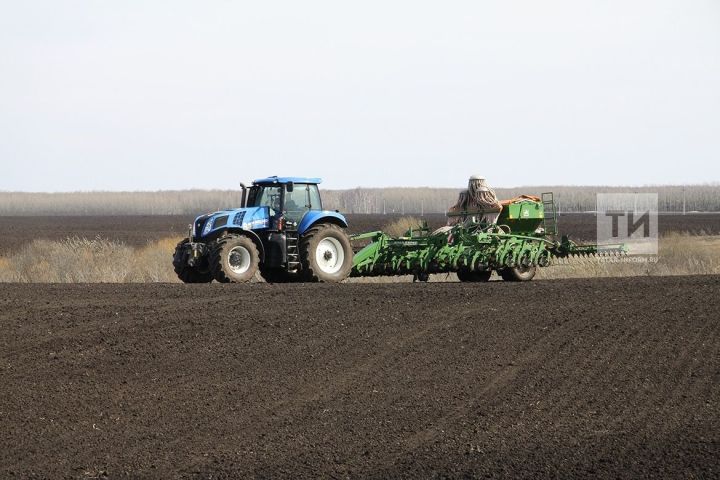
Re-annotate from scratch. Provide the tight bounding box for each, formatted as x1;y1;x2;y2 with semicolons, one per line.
247;185;283;213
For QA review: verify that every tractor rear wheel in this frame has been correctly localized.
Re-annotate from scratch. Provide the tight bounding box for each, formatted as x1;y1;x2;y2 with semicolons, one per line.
299;224;353;282
457;269;492;282
210;234;260;283
173;239;213;283
500;265;536;282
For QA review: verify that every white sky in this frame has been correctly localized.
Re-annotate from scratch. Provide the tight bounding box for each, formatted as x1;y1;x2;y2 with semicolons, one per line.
1;0;719;191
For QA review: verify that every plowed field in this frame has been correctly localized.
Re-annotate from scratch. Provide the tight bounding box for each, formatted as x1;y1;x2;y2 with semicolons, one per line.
1;276;718;478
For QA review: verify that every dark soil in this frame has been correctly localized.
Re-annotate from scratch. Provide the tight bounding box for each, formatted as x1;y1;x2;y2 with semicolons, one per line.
557;212;720;241
0;216;190;255
1;276;718;478
1;213;719;255
0;215;399;255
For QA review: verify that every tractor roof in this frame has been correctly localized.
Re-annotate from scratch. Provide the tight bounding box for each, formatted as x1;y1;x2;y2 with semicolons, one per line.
253;176;322;185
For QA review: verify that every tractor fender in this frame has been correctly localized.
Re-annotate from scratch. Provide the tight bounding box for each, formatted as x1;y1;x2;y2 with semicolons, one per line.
298;211;348;235
217;228;266;262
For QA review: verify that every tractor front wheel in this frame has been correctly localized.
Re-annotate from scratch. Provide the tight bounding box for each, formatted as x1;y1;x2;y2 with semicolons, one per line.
500;266;536;282
173;239;213;283
210;234;260;283
300;224;353;282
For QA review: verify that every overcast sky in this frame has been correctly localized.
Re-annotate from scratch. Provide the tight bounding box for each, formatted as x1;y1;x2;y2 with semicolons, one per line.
1;1;719;191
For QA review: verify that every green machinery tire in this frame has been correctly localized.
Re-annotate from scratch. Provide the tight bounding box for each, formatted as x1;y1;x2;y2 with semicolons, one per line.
500;266;537;282
173;238;213;283
210;234;260;283
300;224;353;283
457;269;492;282
413;272;430;282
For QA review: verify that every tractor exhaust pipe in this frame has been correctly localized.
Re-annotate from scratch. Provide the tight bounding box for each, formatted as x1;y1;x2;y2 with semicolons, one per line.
239;182;247;208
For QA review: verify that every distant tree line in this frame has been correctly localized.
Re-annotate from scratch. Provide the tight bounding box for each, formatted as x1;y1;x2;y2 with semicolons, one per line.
324;185;720;214
0;190;243;216
0;185;717;216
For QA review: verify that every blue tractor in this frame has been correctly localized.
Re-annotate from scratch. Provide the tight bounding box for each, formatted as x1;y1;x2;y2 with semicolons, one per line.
173;176;353;283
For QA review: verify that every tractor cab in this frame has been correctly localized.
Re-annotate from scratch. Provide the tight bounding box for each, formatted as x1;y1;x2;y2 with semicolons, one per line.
247;177;323;225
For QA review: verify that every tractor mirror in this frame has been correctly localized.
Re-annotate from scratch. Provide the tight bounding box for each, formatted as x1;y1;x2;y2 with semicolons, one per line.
286;182;294;192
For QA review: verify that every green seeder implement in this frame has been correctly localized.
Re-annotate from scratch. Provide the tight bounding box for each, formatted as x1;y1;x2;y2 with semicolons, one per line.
351;193;624;282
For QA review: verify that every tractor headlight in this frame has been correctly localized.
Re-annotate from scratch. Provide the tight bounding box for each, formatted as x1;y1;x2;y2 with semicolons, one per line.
202;219;214;236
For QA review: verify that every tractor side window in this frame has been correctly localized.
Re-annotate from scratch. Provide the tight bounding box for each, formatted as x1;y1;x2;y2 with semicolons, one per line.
284;184;311;222
308;184;322;210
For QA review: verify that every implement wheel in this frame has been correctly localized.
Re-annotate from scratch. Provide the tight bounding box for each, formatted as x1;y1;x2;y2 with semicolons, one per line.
500;266;536;282
300;224;353;282
173;238;213;283
457;269;492;282
210;234;260;283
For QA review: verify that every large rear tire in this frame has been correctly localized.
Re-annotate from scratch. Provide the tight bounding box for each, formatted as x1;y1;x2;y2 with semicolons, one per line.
457;269;492;282
173;239;213;283
299;224;353;282
210;234;260;283
500;266;536;282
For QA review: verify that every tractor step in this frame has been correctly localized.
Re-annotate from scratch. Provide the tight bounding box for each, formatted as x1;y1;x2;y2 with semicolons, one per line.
285;230;300;272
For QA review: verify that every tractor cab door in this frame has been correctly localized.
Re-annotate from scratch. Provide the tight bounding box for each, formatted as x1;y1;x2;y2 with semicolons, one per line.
284;183;322;224
246;185;283;217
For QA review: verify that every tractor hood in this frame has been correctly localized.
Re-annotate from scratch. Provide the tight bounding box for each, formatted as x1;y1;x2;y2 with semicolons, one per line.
193;206;271;238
